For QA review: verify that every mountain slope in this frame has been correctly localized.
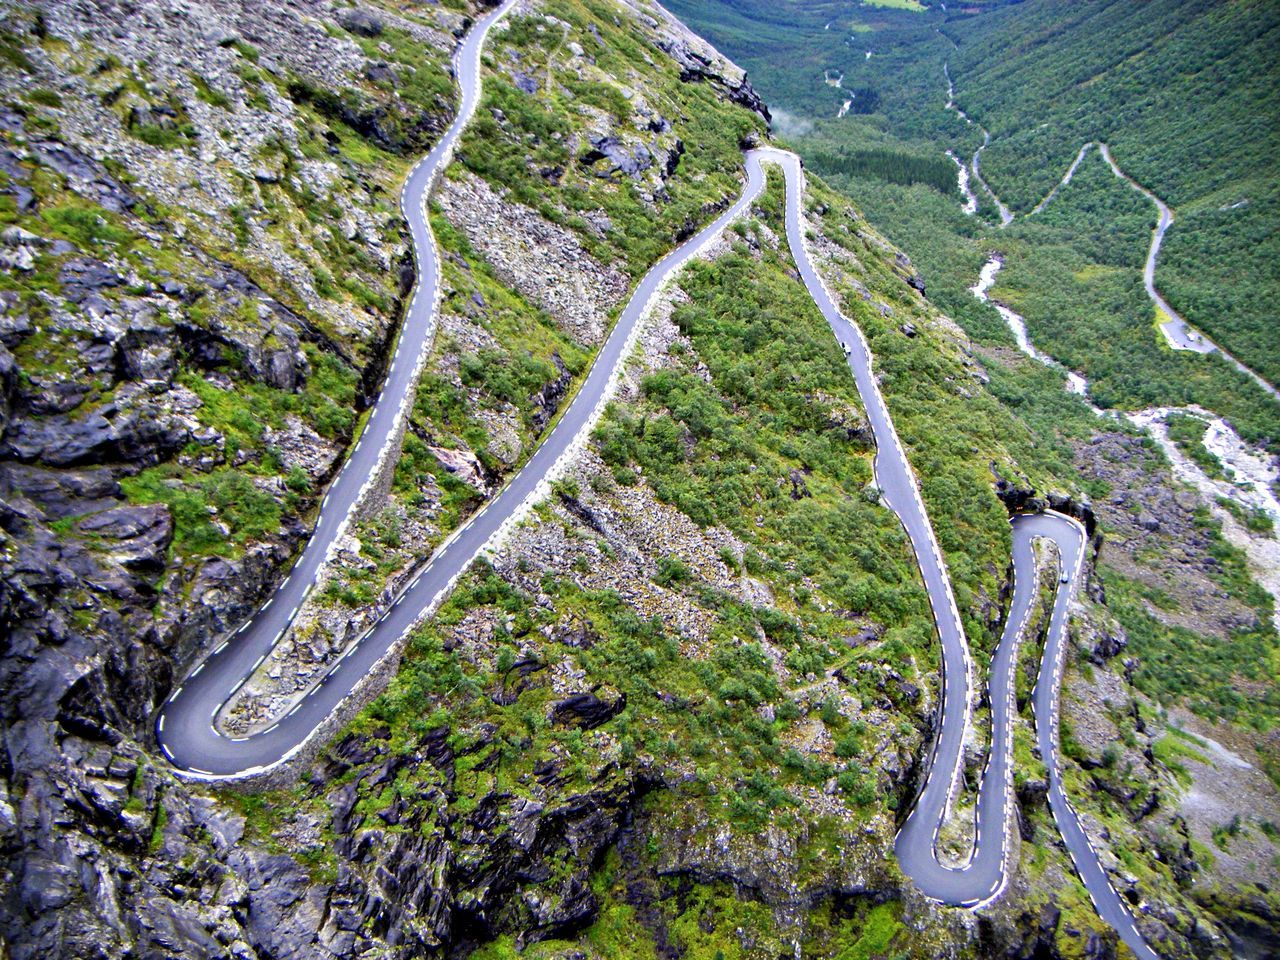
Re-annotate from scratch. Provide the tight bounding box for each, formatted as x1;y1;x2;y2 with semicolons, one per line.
1;1;1278;958
0;0;764;954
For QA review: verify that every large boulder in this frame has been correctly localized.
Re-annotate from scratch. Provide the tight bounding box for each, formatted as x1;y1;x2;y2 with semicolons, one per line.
580;136;652;179
76;503;173;573
337;7;384;37
550;687;626;730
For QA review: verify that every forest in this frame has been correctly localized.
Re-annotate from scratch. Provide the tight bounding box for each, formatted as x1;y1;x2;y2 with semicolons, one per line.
807;147;957;194
669;0;1280;393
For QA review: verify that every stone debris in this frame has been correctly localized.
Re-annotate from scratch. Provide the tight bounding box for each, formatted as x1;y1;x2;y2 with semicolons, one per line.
437;171;628;346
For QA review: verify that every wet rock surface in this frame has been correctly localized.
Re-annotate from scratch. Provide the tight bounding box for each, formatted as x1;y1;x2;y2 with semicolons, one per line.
1073;431;1260;638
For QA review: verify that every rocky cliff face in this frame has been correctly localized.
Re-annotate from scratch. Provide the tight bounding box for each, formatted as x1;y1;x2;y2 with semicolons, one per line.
0;0;464;953
0;0;780;956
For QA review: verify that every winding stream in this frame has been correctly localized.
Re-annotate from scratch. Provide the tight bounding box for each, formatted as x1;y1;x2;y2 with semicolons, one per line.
1128;407;1280;632
943;63;1013;226
948;149;978;215
971;255;1088;395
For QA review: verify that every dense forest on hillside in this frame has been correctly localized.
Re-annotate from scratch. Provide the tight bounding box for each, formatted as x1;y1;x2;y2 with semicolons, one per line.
945;0;1280;385
807;147;958;194
667;0;1280;396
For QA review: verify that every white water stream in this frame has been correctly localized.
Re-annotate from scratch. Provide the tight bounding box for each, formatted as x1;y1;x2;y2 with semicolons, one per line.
937;57;1280;626
970;256;1280;624
1128;407;1280;631
948;150;978;215
943;63;1013;226
970;256;1087;394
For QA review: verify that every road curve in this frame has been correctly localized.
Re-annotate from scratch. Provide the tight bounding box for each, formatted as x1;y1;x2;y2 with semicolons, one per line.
156;0;523;778
1028;141;1093;216
156;6;771;779
152;17;1155;949
768;150;1153;952
1096;144;1211;357
1097;144;1279;401
1021;141;1277;400
1026;513;1160;960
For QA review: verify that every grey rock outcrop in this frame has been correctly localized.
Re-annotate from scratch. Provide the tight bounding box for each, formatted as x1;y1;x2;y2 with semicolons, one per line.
336;8;384;38
581;135;653;178
653;37;770;123
436;171;628;346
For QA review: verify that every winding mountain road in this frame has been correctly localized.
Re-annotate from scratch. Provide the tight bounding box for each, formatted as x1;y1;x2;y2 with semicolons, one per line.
1095;144;1279;401
895;512;1157;959
156;9;1156;956
771;151;1156;955
156;0;523;779
155;0;775;780
1018;141;1278;400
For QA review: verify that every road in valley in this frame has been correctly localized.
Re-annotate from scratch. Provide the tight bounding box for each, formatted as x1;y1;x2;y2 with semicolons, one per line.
1095;144;1279;400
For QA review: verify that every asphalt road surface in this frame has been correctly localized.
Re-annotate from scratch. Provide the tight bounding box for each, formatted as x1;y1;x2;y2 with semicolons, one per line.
156;0;522;779
155;4;768;779
154;14;1158;953
769;147;1156;955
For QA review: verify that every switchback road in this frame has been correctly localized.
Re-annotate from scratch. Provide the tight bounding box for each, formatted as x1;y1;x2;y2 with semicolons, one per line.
155;13;1158;954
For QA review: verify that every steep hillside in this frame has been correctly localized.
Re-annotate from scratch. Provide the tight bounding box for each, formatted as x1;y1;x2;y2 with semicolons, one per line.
1;0;1278;958
0;0;760;954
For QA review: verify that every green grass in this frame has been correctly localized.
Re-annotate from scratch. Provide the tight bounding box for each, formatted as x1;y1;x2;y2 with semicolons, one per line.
457;0;765;278
335;180;963;864
862;0;925;11
26;88;63;108
40;201;137;250
1152;733;1210;788
1105;565;1280;739
1165;412;1227;480
190;72;231;109
120;467;284;559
